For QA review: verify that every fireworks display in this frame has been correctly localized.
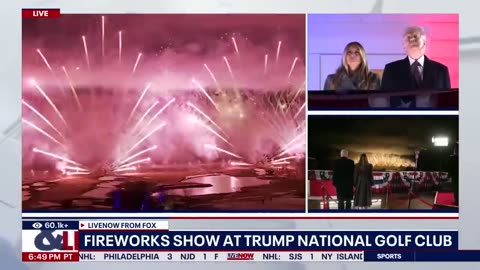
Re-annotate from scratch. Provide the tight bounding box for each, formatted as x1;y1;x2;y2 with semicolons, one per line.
22;15;306;178
359;153;415;169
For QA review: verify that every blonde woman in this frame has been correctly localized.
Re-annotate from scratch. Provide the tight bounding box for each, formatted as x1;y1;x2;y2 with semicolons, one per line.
354;154;374;209
324;42;381;90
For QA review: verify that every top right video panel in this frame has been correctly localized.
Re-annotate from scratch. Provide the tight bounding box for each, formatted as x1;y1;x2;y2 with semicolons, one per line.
307;14;458;110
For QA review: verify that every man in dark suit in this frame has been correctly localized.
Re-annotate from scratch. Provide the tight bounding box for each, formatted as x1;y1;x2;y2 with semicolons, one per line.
447;142;459;206
332;149;355;210
381;26;451;108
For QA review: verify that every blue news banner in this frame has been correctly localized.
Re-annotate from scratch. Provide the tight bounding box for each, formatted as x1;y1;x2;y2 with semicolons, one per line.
21;221;480;262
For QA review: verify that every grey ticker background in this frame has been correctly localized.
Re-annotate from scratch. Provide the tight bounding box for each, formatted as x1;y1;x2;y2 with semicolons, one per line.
1;0;479;269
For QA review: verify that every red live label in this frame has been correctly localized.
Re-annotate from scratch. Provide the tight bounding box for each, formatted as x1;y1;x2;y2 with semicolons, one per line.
22;9;60;18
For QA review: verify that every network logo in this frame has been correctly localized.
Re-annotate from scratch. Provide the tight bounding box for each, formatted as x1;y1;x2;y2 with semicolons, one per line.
33;230;77;251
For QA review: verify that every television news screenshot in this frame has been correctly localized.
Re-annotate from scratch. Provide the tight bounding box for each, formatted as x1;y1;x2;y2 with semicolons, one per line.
1;0;479;269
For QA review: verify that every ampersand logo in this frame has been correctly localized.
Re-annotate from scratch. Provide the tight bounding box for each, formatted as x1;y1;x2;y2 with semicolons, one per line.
34;230;63;251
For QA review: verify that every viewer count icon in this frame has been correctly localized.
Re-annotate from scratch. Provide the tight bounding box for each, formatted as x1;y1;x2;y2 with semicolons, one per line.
32;222;69;229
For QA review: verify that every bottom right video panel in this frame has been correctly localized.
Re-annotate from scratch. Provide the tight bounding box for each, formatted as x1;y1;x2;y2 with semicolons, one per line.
308;115;459;211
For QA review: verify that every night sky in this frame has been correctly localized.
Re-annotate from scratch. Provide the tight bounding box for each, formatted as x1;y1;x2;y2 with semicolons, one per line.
308;115;459;170
22;14;306;91
22;14;305;57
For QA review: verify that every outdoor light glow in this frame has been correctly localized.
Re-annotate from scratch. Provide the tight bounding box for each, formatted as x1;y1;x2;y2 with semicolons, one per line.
432;136;449;147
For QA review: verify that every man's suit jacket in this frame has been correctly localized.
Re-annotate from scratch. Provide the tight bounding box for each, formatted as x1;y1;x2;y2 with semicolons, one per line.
380;56;451;107
447;154;459;180
332;157;355;199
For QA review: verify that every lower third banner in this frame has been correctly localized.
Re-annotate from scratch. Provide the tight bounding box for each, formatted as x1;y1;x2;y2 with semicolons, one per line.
21;222;466;262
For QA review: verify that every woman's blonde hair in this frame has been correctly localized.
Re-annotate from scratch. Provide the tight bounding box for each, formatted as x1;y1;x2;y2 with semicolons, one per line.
332;42;373;89
358;153;369;166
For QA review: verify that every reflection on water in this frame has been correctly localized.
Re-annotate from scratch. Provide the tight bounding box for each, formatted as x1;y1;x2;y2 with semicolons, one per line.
110;175;271;210
165;175;271;197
